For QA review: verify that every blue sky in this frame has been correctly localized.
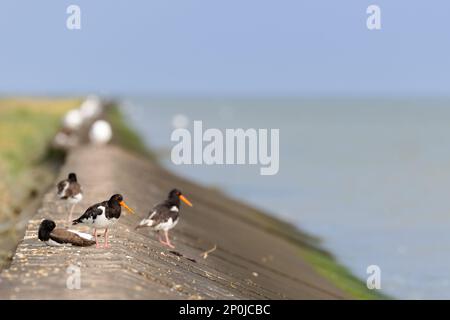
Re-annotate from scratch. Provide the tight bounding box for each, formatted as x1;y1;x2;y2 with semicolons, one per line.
0;1;448;96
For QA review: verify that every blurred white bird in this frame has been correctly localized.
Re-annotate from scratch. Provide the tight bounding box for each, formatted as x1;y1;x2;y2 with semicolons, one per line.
63;109;83;130
79;95;103;120
89;120;113;145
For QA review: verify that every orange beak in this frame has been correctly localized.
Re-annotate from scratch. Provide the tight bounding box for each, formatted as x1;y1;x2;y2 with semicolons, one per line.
179;195;193;207
119;201;135;214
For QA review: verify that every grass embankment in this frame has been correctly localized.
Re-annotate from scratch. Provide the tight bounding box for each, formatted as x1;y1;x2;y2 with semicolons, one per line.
108;105;387;300
0;98;79;268
300;248;387;300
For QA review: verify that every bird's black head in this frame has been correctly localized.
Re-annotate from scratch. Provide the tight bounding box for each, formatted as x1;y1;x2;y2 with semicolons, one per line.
168;188;193;207
109;194;134;214
68;173;77;182
168;189;182;199
38;219;56;241
109;194;124;204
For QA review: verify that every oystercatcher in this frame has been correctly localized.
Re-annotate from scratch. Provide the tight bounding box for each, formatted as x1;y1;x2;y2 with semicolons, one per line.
136;189;193;249
57;173;83;223
38;219;96;247
72;194;134;248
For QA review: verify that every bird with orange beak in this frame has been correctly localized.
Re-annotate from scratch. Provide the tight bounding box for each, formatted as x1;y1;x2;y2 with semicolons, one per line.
136;189;193;249
73;194;134;248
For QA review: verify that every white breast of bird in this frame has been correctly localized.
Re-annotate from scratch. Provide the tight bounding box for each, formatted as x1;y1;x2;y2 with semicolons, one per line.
68;193;83;204
84;206;118;229
69;230;94;241
45;239;64;247
154;218;178;231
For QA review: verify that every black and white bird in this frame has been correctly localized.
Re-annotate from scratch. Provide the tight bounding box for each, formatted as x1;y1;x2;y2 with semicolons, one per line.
38;219;96;247
135;189;193;249
57;173;83;223
72;194;134;248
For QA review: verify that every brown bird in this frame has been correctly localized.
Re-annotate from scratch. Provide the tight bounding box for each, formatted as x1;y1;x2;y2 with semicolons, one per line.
57;173;83;223
38;219;96;247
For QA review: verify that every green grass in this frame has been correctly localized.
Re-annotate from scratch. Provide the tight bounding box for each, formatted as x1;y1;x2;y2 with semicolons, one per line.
0;98;79;215
299;247;389;299
0;99;79;175
107;105;156;160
